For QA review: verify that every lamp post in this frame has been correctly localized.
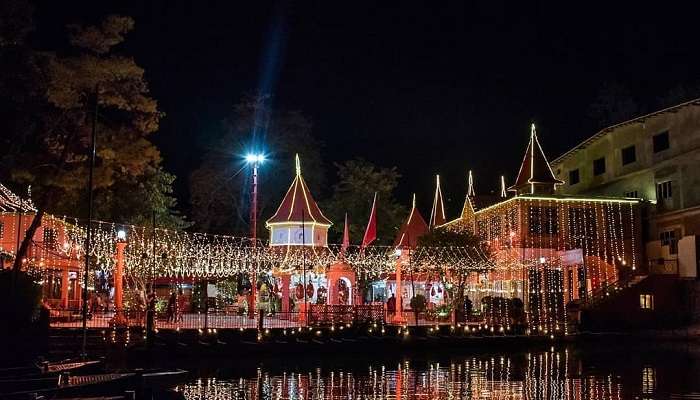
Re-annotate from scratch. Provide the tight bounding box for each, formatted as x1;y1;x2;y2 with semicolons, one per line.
81;85;98;358
111;229;127;327
245;153;265;319
393;248;407;325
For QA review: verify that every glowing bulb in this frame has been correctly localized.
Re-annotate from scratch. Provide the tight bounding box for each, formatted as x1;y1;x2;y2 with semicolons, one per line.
245;154;265;164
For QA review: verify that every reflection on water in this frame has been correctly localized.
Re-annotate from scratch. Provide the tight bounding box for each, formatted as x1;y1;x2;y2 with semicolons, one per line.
173;345;700;399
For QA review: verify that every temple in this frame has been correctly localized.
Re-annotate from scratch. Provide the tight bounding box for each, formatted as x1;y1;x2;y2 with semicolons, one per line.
264;155;358;318
266;154;332;246
441;124;642;331
0;125;647;334
0;183;82;310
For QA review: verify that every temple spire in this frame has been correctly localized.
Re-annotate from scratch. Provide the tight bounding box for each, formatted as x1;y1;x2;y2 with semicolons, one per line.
394;194;429;248
429;175;446;228
508;123;563;195
266;155;332;227
467;170;475;197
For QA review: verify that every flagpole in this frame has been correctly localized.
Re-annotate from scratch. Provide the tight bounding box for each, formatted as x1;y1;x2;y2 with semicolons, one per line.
302;207;307;325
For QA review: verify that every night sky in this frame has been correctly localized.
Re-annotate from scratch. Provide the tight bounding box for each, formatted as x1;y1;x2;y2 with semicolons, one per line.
33;1;700;219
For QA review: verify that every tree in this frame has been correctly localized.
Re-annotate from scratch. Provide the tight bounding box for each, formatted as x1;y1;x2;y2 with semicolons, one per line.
322;159;407;246
588;82;642;128
417;228;489;322
190;95;324;235
656;83;700;109
417;228;483;248
0;13;187;270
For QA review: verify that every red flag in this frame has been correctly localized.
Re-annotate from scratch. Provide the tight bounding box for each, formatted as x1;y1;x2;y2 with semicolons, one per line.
341;213;350;253
361;192;378;249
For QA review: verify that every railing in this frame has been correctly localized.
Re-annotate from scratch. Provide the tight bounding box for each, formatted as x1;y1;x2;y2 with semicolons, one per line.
308;305;384;326
50;305;386;331
583;274;648;309
48;309;146;329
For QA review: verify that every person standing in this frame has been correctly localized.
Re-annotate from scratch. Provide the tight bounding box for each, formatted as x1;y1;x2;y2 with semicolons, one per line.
146;289;156;348
177;290;186;322
387;293;396;317
166;291;176;322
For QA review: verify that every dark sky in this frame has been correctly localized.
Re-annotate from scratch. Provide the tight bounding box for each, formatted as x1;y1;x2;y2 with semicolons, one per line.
34;1;700;219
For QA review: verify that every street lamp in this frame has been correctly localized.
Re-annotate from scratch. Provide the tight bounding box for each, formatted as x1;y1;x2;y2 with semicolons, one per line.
244;153;265;241
245;153;265;319
245;154;265;164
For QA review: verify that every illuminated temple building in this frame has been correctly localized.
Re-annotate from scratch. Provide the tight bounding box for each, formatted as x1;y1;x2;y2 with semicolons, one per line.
438;125;643;330
267;155;332;247
0;183;83;309
266;155;357;310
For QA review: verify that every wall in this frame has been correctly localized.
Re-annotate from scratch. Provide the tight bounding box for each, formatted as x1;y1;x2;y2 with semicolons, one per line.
553;104;700;204
581;275;695;330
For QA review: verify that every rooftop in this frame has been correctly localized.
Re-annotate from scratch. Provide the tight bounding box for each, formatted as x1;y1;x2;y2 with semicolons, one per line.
552;98;700;165
266;155;332;226
0;183;36;213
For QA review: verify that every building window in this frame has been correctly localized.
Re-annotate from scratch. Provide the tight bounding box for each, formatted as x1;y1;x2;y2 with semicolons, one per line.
506;208;517;232
593;157;606;176
639;294;654;310
568;169;580;185
528;206;559;235
489;215;501;239
659;230;677;254
477;219;487;239
43;228;57;250
621;145;636;165
568;207;597;241
624;190;638;198
653;131;670;153
656;181;672;200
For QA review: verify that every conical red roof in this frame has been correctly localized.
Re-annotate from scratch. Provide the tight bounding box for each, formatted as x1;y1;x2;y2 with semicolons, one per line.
394;194;429;248
266;155;332;226
429;175;446;228
508;124;564;193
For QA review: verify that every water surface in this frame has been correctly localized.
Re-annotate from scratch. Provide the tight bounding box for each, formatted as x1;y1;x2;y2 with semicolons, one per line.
171;342;700;399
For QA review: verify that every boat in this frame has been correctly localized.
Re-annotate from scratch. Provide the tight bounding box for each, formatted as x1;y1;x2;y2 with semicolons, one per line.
138;369;188;390
0;359;104;379
0;372;136;399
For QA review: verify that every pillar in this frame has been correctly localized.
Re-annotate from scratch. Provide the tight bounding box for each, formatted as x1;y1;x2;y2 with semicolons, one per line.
392;254;407;324
61;268;69;309
327;276;337;305
248;273;257;319
281;274;291;319
111;241;126;326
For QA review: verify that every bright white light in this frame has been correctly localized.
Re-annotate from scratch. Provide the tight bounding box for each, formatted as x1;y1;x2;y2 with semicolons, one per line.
245;154;265;164
394;248;402;257
539;256;546;264
117;230;126;240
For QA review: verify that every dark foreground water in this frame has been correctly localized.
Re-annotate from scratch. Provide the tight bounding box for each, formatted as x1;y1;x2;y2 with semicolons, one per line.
166;342;700;400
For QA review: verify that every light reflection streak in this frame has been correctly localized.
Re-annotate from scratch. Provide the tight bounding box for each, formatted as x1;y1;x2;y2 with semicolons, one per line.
173;351;638;400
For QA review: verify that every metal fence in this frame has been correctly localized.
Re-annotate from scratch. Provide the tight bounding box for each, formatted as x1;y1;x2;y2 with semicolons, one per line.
50;305;386;331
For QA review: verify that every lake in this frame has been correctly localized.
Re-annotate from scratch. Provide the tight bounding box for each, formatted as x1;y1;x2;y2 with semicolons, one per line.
167;341;700;399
